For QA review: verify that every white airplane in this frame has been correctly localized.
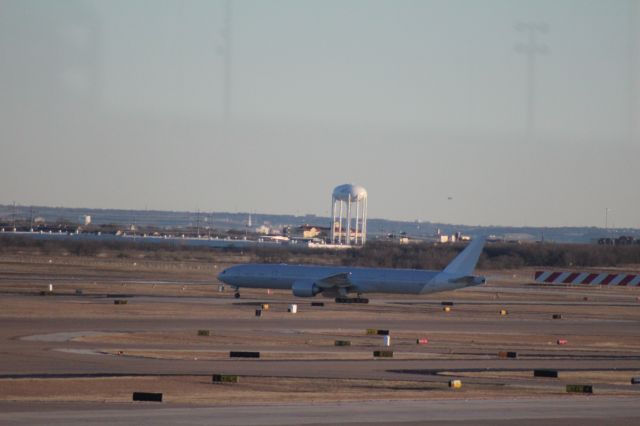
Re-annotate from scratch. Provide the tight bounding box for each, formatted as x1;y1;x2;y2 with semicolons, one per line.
218;237;486;301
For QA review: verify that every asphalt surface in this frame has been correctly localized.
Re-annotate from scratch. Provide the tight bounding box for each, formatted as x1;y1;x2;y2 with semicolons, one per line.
2;313;640;381
1;397;639;425
2;274;640;425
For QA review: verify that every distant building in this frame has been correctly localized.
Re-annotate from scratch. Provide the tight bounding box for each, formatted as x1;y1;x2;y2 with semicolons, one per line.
258;235;289;243
435;234;449;243
431;229;471;244
291;224;330;239
256;225;271;235
597;236;638;245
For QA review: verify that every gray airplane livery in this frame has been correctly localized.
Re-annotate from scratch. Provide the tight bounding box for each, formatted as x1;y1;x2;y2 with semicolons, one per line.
218;237;486;301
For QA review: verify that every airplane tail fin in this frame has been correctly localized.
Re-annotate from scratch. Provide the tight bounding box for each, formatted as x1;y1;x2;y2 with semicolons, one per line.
442;236;486;276
420;237;486;294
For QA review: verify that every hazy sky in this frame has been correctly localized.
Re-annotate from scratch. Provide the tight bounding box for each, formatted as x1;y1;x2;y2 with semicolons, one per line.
1;0;639;228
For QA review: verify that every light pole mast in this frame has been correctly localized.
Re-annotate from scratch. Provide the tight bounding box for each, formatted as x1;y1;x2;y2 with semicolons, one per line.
222;0;233;123
605;207;612;237
630;0;639;145
515;22;549;142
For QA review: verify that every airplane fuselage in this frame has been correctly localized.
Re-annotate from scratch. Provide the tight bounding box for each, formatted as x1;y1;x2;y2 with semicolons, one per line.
218;238;486;298
218;263;469;295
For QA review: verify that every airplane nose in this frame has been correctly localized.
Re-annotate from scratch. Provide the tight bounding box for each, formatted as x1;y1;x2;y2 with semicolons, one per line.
217;267;233;284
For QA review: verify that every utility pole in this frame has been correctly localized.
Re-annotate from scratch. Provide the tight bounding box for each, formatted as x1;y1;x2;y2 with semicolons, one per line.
630;0;639;145
605;207;613;239
515;22;549;142
245;213;252;238
221;0;233;123
196;209;201;237
132;211;137;239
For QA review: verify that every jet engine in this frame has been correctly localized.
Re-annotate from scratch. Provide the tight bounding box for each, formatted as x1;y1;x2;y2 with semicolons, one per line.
474;276;486;285
291;280;321;297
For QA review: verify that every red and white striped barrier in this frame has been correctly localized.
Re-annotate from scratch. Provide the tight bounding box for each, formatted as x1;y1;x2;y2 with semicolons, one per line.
535;271;640;286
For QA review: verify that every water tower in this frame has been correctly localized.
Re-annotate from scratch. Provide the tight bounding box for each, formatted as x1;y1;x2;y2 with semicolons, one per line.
331;184;368;245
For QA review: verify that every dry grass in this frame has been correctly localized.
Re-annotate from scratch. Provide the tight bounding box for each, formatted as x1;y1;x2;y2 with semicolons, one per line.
0;375;557;405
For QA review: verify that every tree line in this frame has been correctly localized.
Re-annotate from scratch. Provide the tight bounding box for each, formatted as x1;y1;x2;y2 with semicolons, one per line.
1;235;639;269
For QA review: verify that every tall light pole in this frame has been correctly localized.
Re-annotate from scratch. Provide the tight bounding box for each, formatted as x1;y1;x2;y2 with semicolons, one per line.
515;22;549;142
196;208;201;237
221;0;233;123
630;0;639;145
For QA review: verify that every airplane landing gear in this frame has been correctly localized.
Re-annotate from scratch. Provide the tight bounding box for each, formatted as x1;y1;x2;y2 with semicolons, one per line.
234;291;241;299
335;297;369;304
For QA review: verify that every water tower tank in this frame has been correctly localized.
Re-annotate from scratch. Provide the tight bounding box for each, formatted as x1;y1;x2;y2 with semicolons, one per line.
332;184;367;202
331;184;368;245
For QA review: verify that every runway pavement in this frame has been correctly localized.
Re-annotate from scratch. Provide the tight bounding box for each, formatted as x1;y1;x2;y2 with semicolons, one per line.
1;264;640;425
1;397;639;425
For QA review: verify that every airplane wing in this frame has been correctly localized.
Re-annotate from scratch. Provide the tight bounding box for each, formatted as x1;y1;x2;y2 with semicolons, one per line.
315;272;352;288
